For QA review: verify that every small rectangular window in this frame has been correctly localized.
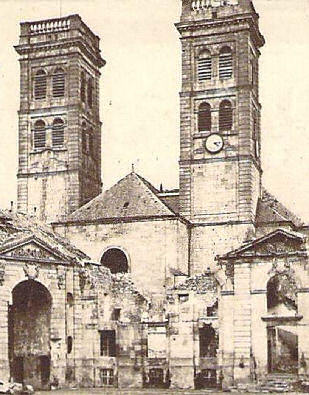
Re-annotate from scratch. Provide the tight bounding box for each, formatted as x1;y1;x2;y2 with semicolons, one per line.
100;330;116;357
99;368;114;386
111;308;121;321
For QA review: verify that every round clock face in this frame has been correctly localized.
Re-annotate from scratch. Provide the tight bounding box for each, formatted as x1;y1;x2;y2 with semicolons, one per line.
205;134;224;153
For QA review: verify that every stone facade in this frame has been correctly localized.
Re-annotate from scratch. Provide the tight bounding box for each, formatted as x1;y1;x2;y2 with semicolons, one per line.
3;0;309;392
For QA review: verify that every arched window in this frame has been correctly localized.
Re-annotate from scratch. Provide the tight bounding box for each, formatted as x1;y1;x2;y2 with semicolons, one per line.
87;77;93;108
52;118;65;148
267;274;297;313
197;50;212;81
198;102;211;132
219;46;233;79
67;336;73;354
101;248;129;274
33;120;46;149
34;70;47;100
81;71;86;103
66;292;74;307
52;67;65;98
219;100;233;131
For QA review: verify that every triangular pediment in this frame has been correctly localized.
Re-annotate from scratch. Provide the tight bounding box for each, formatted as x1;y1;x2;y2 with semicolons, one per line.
0;236;68;262
221;229;306;259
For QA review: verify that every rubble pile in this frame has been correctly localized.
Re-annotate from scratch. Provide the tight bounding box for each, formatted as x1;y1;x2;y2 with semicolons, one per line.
175;273;217;294
111;272;142;297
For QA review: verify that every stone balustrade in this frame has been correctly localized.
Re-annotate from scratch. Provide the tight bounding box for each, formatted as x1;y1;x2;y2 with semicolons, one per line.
29;17;70;34
191;0;238;11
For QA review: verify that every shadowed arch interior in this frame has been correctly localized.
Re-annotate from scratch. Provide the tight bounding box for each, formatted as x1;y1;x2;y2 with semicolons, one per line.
9;280;52;390
101;248;129;274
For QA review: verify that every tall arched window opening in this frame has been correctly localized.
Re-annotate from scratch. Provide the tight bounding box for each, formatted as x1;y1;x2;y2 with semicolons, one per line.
33;120;46;150
81;71;86;103
198;102;211;132
52;118;65;148
52;67;65;98
82;122;87;153
87;78;93;108
101;248;129;274
34;70;47;100
197;50;212;82
219;46;233;79
219;100;232;131
88;127;94;156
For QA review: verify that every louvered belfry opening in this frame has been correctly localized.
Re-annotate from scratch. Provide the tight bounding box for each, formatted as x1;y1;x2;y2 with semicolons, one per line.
219;100;232;131
34;70;47;100
198;102;211;132
197;50;212;81
219;46;233;79
33;120;46;149
52;118;65;148
52;67;65;98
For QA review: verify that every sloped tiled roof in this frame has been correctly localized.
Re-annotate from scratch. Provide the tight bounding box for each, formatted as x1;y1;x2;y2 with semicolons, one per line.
157;191;180;214
67;172;177;222
256;188;303;227
0;210;89;262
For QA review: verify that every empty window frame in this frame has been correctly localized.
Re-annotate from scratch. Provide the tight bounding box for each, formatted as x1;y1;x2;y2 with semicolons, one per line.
219;46;233;79
199;325;218;358
198;102;211;132
52;118;65;148
99;369;114;386
34;70;47;100
197;50;212;81
100;330;116;357
52;67;65;98
219;100;233;131
33;120;46;149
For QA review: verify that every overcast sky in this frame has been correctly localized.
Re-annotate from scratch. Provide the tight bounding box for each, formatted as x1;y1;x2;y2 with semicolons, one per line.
1;0;309;222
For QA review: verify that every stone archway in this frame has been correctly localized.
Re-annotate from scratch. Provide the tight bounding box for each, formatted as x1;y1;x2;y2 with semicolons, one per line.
8;280;52;390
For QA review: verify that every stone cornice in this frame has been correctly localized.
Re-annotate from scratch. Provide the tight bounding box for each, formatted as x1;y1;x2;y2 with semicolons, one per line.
15;39;105;68
176;13;264;49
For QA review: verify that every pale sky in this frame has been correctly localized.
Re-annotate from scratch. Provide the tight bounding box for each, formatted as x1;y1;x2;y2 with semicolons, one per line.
1;0;309;222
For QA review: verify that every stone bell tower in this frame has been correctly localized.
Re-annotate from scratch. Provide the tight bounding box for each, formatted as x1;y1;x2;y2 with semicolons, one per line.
15;15;105;223
176;0;265;273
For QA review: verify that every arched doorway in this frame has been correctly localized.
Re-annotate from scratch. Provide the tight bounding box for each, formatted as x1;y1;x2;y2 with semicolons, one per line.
8;280;52;390
101;248;129;274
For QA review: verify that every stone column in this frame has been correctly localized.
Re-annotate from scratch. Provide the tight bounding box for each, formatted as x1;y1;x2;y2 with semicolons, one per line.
297;288;309;377
233;262;252;383
0;290;10;380
220;290;235;388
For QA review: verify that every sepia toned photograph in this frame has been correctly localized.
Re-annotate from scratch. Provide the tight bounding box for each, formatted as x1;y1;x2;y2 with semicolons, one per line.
0;0;309;393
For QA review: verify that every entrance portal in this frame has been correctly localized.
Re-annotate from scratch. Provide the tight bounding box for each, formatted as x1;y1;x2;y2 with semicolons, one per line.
267;326;298;374
8;280;52;390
